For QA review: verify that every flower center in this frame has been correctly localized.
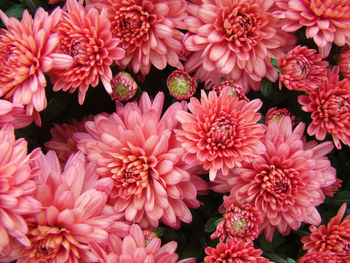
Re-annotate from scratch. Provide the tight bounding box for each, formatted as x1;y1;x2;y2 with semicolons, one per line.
232;218;246;231
111;154;150;199
324;95;350;117
292;56;311;80
112;2;155;49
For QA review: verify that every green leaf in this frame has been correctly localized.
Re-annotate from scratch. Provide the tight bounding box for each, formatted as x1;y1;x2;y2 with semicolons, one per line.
260;78;273;97
220;77;226;82
271;57;279;69
5;4;25;19
334;191;350;203
153;227;166;237
287;258;296;263
204;216;223;233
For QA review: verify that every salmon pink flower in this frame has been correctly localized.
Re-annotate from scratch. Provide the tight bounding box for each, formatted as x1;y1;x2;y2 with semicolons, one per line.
91;224;196;263
1;151;130;263
175;88;266;181
211;80;248;101
339;46;350;78
0;100;33;129
183;0;296;91
0;125;42;254
86;0;186;76
204;240;271;263
278;45;328;92
74;92;207;229
211;196;262;243
50;0;125;105
265;107;295;126
212;117;337;241
298;251;342;263
274;0;350;56
0;8;73;125
298;67;350;149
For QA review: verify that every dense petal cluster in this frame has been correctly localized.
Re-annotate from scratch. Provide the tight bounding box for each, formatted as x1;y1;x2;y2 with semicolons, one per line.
211;196;262;243
339;46;350;78
301;203;350;261
204;240;271;263
298;251;342;263
298;67;350;149
0;100;33;129
274;0;350;55
211;80;248;101
212;117;336;241
0;125;42;254
278;45;328;92
175;88;266;181
0;7;73;125
74;92;207;229
86;0;186;76
183;0;296;91
91;224;195;263
110;72;138;101
51;0;125;104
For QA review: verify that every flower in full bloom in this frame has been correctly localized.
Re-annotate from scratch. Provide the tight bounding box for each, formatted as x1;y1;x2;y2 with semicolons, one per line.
1;151;130;262
0;100;33;129
278;45;328;92
74;92;207;229
298;251;342;263
183;0;296;91
110;72;138;101
91;224;195;263
86;0;186;76
212;117;337;241
175;87;266;181
301;203;350;261
0;8;73;125
50;0;125;105
44;116;93;163
0;125;42;254
298;67;350;149
339;46;350;78
274;0;350;56
204;240;271;263
211;80;248;101
167;70;197;100
211;196;262;243
265;107;295;126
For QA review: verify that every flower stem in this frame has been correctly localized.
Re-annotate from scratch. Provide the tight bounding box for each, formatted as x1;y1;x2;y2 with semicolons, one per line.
24;0;37;13
263;252;289;263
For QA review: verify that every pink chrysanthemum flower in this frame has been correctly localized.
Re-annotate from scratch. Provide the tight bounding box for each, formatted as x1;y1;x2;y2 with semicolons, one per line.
211;196;262;243
339;46;350;78
298;67;350;149
50;0;126;105
44;116;93;163
175;87;266;181
211;80;249;101
204;240;271;263
298;251;342;263
0;8;73;125
74;92;207;229
265;107;295;126
278;45;328;92
91;224;195;263
110;72;138;101
0;125;42;254
0;100;33;129
86;0;186;76
302;203;350;262
183;0;296;91
1;151;130;263
212;117;336;241
274;0;350;56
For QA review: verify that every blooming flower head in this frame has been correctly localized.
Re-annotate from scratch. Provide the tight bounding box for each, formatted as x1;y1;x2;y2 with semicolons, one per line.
339;46;350;78
212;117;337;241
204;240;271;263
183;0;296;91
86;0;186;76
91;224;195;263
211;80;248;101
167;70;197;100
265;107;295;126
74;92;207;229
301;203;350;261
110;72;138;101
274;0;350;56
278;45;328;92
50;0;125;105
175;87;266;181
44;116;93;163
0;125;42;254
298;251;342;263
0;7;73;125
2;150;130;263
298;67;350;149
211;196;262;243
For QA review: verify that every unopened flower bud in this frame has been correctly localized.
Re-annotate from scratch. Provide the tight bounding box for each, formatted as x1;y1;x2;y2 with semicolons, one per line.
212;80;248;101
265;107;295;125
111;72;138;101
167;70;197;100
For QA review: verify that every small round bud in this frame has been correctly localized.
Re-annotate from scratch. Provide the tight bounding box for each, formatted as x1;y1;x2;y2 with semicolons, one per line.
167;70;197;100
212;80;248;101
111;72;138;101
